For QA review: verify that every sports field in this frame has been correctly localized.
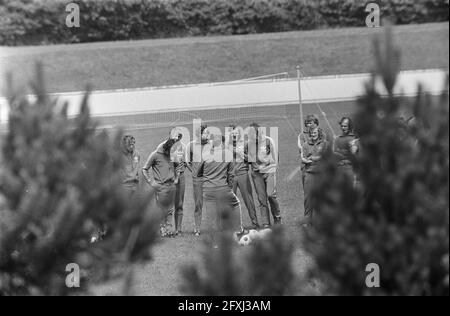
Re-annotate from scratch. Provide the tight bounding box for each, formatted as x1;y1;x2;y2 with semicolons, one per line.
1;22;447;295
91;90;437;295
89;100;354;295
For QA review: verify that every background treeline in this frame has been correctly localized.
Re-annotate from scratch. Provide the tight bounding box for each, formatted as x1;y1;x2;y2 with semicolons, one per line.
0;0;449;46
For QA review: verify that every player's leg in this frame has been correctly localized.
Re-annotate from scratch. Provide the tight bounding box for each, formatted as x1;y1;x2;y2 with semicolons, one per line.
202;189;218;246
156;184;176;237
237;174;259;229
215;189;240;237
265;173;282;224
174;173;185;235
193;178;203;235
301;164;306;189
303;172;314;225
251;171;271;227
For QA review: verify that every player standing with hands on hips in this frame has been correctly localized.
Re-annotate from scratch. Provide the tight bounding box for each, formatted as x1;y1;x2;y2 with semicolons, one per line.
142;130;182;237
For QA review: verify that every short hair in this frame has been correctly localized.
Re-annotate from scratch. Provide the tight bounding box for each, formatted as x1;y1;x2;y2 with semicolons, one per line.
170;127;183;140
308;126;325;141
195;124;208;139
249;122;260;130
249;122;261;138
339;117;354;131
123;135;135;143
304;115;319;128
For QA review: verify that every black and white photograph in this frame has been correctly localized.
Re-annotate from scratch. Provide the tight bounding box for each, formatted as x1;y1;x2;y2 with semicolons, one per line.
0;0;448;300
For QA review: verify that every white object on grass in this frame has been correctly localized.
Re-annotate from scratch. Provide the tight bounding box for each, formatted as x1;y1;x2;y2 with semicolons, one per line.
238;235;252;246
248;229;259;239
258;228;272;239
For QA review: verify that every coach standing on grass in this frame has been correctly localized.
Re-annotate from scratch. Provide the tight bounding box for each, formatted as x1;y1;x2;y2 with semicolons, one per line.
186;124;209;236
121;135;141;195
247;123;282;228
196;131;239;246
157;127;186;236
227;124;259;230
334;117;359;184
302;126;328;226
298;115;320;187
142;134;179;237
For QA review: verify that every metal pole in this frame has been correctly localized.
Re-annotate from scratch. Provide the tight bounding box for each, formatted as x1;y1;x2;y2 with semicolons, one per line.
296;65;304;132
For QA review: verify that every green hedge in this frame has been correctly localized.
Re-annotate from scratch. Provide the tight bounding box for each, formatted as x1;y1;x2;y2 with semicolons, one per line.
1;0;449;45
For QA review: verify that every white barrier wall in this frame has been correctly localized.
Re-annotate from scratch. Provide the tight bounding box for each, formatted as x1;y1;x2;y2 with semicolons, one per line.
0;69;447;122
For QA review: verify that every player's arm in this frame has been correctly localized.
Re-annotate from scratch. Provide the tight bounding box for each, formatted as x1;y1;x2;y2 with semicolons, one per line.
195;160;204;178
268;137;279;166
350;138;359;155
135;151;141;183
185;142;194;173
298;134;303;151
226;161;235;188
142;151;156;184
333;137;347;159
298;134;307;162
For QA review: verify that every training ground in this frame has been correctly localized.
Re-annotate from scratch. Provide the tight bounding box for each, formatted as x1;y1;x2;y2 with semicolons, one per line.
0;23;448;295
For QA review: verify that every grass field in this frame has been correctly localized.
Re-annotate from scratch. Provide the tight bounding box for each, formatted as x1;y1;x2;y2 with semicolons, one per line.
1;22;447;295
0;23;448;94
90;92;436;295
90;101;356;295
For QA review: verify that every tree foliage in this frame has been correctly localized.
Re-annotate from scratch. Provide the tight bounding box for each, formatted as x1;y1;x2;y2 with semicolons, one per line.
0;64;159;295
182;226;296;296
0;0;448;45
304;28;449;296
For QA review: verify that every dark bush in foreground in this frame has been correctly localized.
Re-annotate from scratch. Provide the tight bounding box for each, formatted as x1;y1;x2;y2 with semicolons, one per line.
182;226;296;296
0;65;159;295
304;28;449;295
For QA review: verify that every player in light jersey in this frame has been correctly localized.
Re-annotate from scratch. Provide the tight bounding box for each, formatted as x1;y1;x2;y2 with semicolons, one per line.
226;124;259;229
246;123;282;228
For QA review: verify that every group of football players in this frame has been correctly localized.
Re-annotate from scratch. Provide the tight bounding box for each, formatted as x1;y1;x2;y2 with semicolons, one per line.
119;115;360;241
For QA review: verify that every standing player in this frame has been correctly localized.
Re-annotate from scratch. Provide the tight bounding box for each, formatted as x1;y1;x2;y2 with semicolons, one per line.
159;127;186;236
298;115;320;187
333;117;359;183
227;124;259;229
142;134;179;237
186;124;209;236
91;134;141;243
121;134;141;195
302;127;328;225
196;131;240;244
247;123;282;228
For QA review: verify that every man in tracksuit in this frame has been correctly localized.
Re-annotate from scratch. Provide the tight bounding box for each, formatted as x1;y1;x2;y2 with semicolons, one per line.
298;115;320;187
121;135;141;194
186;124;209;236
142;136;178;237
155;128;186;236
227;124;259;229
334;117;359;183
196;132;239;244
92;134;141;243
302;127;328;224
246;123;282;228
